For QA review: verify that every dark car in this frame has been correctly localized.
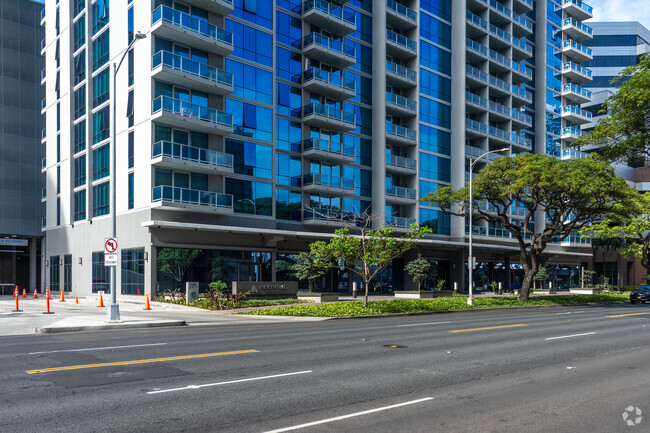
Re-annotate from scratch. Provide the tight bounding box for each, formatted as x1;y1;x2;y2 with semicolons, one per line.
629;285;650;304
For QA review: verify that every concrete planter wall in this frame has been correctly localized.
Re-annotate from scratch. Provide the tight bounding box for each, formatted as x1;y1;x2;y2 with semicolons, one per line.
569;288;602;295
297;293;339;303
394;290;454;299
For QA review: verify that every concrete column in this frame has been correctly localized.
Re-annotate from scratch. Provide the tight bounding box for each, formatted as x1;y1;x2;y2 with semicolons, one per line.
371;0;387;228
450;250;465;293
534;1;548;235
450;0;467;239
148;245;157;296
271;251;277;282
29;238;37;290
505;256;511;291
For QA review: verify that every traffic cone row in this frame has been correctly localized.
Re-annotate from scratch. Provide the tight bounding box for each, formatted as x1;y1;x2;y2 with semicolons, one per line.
11;287;151;313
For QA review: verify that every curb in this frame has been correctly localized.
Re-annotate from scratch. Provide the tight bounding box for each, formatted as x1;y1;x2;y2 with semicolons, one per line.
35;320;187;334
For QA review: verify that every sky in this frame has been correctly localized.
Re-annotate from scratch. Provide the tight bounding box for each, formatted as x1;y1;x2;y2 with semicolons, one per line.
589;0;650;28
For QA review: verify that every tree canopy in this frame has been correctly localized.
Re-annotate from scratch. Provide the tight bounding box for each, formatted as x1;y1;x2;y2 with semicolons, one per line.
290;252;329;293
158;248;203;284
422;154;637;300
576;54;650;162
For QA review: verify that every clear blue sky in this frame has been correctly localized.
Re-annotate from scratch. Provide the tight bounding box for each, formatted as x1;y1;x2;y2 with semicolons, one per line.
584;0;650;28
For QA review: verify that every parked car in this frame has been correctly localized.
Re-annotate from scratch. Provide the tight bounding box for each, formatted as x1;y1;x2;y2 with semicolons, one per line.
629;285;650;304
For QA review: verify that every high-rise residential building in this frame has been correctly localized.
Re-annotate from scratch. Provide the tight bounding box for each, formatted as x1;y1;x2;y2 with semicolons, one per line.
0;0;45;294
42;0;598;296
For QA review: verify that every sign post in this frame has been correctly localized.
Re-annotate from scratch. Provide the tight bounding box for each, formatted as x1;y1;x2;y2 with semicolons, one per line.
104;237;120;322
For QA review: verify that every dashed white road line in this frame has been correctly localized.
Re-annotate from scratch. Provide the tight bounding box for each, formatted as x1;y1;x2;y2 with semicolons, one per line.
545;332;596;341
554;311;586;315
29;342;167;355
147;370;313;395
397;321;451;327
262;397;435;433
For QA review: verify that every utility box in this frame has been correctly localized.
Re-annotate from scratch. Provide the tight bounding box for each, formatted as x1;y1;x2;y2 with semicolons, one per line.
186;282;199;305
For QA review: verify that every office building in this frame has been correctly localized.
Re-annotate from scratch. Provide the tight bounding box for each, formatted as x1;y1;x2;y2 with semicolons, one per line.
42;0;596;295
0;0;45;294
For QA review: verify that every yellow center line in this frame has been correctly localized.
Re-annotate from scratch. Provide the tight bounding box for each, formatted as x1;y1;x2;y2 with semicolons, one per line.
25;349;259;374
606;312;649;318
449;324;528;333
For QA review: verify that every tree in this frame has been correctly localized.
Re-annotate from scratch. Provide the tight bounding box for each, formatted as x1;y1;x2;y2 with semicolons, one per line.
290;252;329;293
422;154;637;300
405;255;431;292
210;256;234;283
576;54;650;162
308;209;431;306
157;248;203;286
584;192;650;280
533;268;549;290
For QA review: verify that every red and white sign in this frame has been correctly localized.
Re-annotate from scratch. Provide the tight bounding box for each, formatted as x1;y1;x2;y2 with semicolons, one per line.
104;238;118;254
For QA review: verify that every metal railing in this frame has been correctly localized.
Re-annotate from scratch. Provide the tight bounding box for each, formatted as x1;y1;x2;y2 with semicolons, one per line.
387;29;417;52
302;173;355;190
152;50;233;87
303;33;356;60
304;0;356;26
466;65;487;82
386;122;416;141
303;67;355;92
152;185;233;208
386;92;416;111
152;96;233;127
387;61;416;81
152;141;233;169
386;153;416;170
563;18;592;35
387;0;417;21
466;91;487;107
152;6;233;46
386;185;416;200
562;83;592;99
386;216;416;229
302;102;355;125
302;138;355;157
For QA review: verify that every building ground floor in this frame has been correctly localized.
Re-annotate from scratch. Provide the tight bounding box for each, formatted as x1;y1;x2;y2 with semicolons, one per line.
43;208;595;296
0;235;42;295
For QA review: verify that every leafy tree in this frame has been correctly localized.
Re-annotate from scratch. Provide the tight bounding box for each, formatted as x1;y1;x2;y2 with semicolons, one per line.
422;154;637;300
157;248;203;285
405;255;431;292
533;268;549;290
210;256;234;283
581;269;596;288
309;210;431;306
584;192;650;279
290;252;329;293
576;54;650;161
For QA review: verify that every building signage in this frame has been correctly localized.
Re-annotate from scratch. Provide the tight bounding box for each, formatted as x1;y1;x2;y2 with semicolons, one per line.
104;254;118;267
232;281;298;298
0;239;28;246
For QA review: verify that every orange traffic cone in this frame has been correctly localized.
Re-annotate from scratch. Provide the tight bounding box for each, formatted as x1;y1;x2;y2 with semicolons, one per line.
33;289;38;299
22;289;27;298
97;294;104;307
138;288;141;296
74;296;79;304
143;295;151;310
59;291;65;302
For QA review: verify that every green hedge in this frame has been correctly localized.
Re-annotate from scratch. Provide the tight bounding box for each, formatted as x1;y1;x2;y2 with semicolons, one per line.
238;293;629;317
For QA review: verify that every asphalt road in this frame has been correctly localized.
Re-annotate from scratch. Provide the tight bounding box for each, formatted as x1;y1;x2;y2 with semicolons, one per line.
1;303;649;433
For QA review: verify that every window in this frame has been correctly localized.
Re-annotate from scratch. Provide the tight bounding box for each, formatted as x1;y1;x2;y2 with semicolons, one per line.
74;50;86;85
128;131;134;168
74;189;86;221
74;15;85;51
93;182;110;216
420;69;451;102
57;198;61;226
128;49;134;86
419;153;451;182
276;11;301;47
226;178;273;216
75;155;86;187
419;208;450;234
121;248;145;295
226;139;272;179
420;96;451;128
56;166;61;193
50;256;60;291
276;47;301;82
92;252;110;293
419;125;450;155
276;153;301;186
127;90;134;126
73;0;85;17
93;68;110;106
63;255;72;292
92;0;109;35
127;6;134;42
421;0;452;22
93;144;110;180
227;59;273;104
56;103;61;131
420;13;451;48
128;173;134;209
74;120;86;153
276;117;301;152
276;83;302;117
226;99;273;142
233;0;273;29
93;106;110;144
74;85;86;119
420;41;451;75
276;189;301;220
93;30;110;71
226;19;273;67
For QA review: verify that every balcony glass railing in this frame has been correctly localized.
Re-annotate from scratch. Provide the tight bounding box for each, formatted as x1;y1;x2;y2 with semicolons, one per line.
561;147;588;158
302;102;355;125
512;37;533;54
562;105;592;119
386;122;416;141
152;6;233;46
489;74;511;92
512;85;533;101
512;110;532;124
489;0;511;17
467;225;487;236
465;118;487;134
563;0;593;15
563;40;592;57
386;61;416;81
513;13;533;30
490;49;511;67
466;65;488;82
489;24;511;42
152;141;233;169
563;18;592;35
489;126;510;141
302;173;355;190
386;92;416;111
386;153;416;170
387;0;417;21
152;96;233;127
386;30;417;52
302;138;355;157
152;50;233;87
304;0;356;26
386;216;416;229
466;91;487;107
466;11;487;29
386;185;416;200
303;207;356;222
562;62;592;78
303;33;356;60
512;133;533;148
562;83;592;99
303;67;355;92
466;38;488;56
489;227;511;238
489;100;510;117
152;185;233;209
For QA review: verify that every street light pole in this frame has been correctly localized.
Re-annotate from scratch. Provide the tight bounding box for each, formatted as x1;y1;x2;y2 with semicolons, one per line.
108;32;147;322
467;147;508;306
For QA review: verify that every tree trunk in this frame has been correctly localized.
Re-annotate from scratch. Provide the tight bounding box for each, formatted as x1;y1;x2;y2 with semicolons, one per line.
520;270;534;300
417;280;421;292
308;279;313;294
519;250;540;301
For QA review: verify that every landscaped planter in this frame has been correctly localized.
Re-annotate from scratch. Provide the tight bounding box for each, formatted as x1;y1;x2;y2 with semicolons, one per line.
297;293;339;303
532;289;557;295
394;290;454;299
569;288;602;295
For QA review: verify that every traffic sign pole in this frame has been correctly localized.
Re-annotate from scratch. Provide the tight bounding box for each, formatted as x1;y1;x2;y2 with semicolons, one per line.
104;237;120;322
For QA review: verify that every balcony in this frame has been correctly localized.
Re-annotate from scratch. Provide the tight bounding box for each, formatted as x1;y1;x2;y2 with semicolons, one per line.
561;0;593;21
560;127;584;143
152;50;233;96
466;11;488;38
561;84;591;104
562;40;592;63
512;133;533;150
561;147;588;159
488;0;511;23
41;128;46;141
386;0;417;29
386;122;416;146
41;157;46;171
152;185;234;214
303;0;356;35
466;38;488;62
41;68;46;83
302;33;356;68
152;6;233;55
511;61;533;83
513;0;533;13
561;105;592;124
185;0;234;16
561;61;592;83
301;102;355;131
489;125;511;145
386;30;417;58
385;216;416;229
301;138;356;163
466;91;487;112
152;96;233;135
301;67;356;100
386;92;416;117
562;18;592;42
489;23;511;48
489;100;511;120
511;109;533;128
151;141;234;175
385;153;417;175
465;118;488;136
301;173;355;196
489;49;511;73
386;61;417;88
385;185;416;204
41;38;46;53
41;188;46;201
41;98;46;112
40;8;45;25
511;85;533;105
303;207;356;227
512;13;533;36
512;37;533;60
466;65;488;86
489;74;510;96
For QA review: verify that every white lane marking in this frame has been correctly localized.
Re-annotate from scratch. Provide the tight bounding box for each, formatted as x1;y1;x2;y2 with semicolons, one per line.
554;311;586;315
397;321;451;328
147;370;313;395
545;332;596;341
263;397;434;433
29;342;167;355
